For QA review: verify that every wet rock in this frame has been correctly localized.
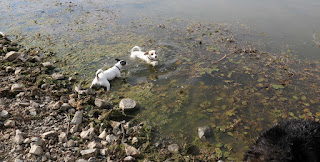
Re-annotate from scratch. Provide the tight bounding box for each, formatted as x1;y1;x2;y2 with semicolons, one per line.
124;144;140;157
119;98;137;111
168;144;179;154
52;73;65;80
29;145;43;155
58;132;67;142
11;83;25;92
41;131;57;139
71;111;83;125
4;119;15;127
198;126;213;139
80;127;95;139
4;51;20;61
105;135;118;144
124;156;135;162
1;110;9;118
80;149;97;158
94;98;109;109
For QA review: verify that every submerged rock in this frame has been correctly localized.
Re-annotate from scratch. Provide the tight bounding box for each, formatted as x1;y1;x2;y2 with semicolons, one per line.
198;126;213;139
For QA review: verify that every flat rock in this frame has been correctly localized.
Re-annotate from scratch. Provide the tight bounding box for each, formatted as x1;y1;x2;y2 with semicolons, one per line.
41;131;57;139
52;73;65;80
80;149;97;158
119;98;137;111
168;144;179;154
11;83;25;92
29;145;43;155
4;51;20;61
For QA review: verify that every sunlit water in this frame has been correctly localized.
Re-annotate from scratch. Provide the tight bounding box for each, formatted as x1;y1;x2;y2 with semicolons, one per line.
1;0;320;160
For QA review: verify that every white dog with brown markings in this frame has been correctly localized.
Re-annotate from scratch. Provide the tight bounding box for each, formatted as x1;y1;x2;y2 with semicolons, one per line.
90;59;126;91
130;46;158;66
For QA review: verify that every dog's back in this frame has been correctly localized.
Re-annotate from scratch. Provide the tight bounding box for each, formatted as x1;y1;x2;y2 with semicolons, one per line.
244;119;320;162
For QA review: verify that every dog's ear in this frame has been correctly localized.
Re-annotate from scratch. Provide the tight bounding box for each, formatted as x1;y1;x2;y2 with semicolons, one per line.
115;59;120;62
144;52;149;55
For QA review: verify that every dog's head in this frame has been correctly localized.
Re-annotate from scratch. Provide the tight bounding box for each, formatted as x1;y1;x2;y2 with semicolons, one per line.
115;59;127;67
144;50;158;60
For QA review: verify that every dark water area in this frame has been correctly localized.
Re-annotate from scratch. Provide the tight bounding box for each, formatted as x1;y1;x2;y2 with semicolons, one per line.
1;0;320;160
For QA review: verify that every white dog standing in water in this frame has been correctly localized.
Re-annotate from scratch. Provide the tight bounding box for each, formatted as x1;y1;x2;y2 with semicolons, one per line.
90;59;126;91
130;46;158;66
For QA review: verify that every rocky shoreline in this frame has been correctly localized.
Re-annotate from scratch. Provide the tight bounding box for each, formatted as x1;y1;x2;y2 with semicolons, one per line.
0;33;192;161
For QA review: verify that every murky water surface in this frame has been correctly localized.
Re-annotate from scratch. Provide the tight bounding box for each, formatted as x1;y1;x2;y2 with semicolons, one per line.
1;0;320;160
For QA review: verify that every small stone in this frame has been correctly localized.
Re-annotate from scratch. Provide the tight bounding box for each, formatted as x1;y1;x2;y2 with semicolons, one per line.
52;73;65;80
76;159;88;162
14;67;23;75
29;145;43;155
124;156;135;162
19;102;30;107
41;131;57;139
80;149;97;158
11;83;25;92
124;144;140;157
71;111;83;125
15;134;24;145
5;66;14;73
198;126;213;139
4;51;20;61
66;139;75;147
105;135;118;144
70;125;78;133
58;132;67;142
24;138;31;144
41;62;53;69
168;144;179;154
80;127;95;139
61;103;71;111
88;141;101;149
1;110;9;118
29;56;41;62
131;137;138;145
48;101;61;110
31;137;43;146
109;121;121;129
98;130;107;139
29;108;37;116
14;158;23;162
94;98;110;109
4;119;15;127
119;98;137;111
99;148;109;156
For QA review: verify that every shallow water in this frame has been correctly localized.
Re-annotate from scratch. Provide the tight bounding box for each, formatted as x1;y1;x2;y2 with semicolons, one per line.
1;0;320;160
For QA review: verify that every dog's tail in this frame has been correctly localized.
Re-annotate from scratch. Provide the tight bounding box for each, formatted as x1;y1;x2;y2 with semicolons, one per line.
96;69;103;79
131;46;141;53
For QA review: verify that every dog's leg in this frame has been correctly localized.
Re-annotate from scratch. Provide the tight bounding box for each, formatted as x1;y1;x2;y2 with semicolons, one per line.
101;80;111;91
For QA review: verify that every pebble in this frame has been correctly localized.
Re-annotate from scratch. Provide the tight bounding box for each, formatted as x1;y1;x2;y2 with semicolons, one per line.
66;140;75;147
4;119;15;127
98;130;107;139
4;51;20;61
80;127;95;139
58;132;67;142
198;126;213;139
124;156;135;162
41;131;57;139
105;135;118;144
119;98;137;111
52;73;65;80
94;98;109;109
80;149;97;158
124;144;140;157
29;145;43;155
131;137;138;145
11;83;25;92
1;110;9;118
71;111;83;125
168;144;179;154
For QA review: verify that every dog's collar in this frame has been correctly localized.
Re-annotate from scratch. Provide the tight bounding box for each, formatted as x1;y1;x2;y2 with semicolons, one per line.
115;65;121;71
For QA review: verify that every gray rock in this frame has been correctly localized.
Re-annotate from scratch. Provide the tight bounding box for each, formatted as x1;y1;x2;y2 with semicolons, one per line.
4;51;20;61
4;119;15;127
76;159;88;162
80;149;97;158
88;141;101;149
29;108;37;116
131;137;138;145
80;127;95;139
58;132;67;142
124;156;135;162
70;125;79;133
14;158;23;162
15;133;24;145
29;145;43;155
66;139;75;147
71;111;83;125
109;120;121;129
31;137;43;146
19;102;30;107
198;126;213;139
24;138;31;144
52;73;64;80
41;62;54;69
124;144;140;157
61;103;71;111
119;98;137;111
105;135;118;144
94;98;109;109
11;83;25;92
41;131;57;139
168;144;179;154
48;101;61;110
1;110;9;118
